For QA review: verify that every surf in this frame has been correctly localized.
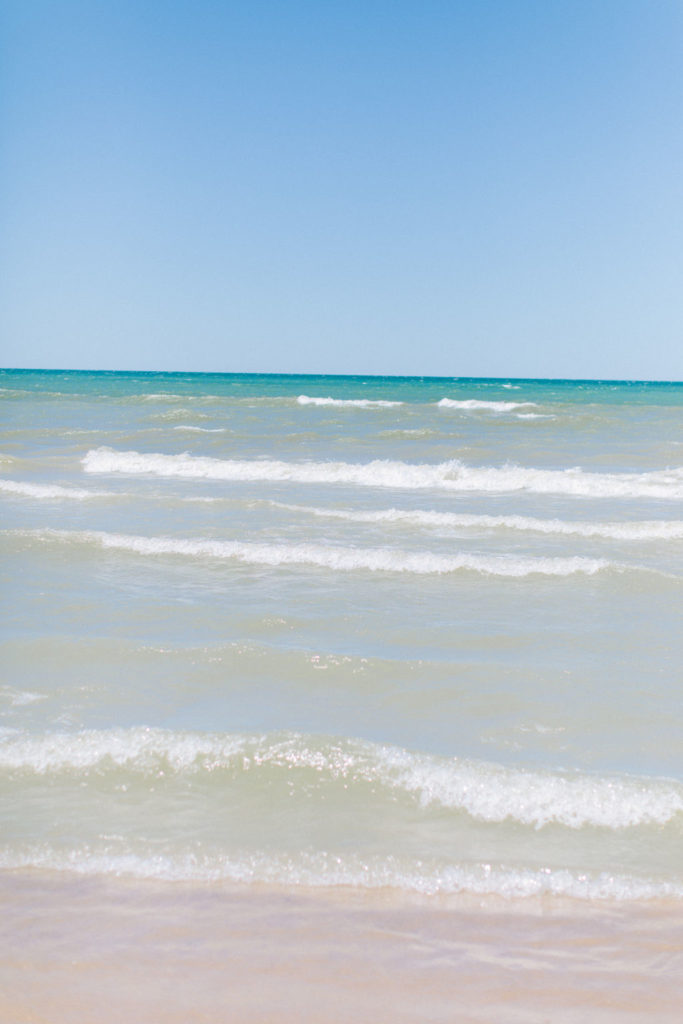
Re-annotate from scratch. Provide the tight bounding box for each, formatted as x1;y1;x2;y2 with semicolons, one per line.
82;447;683;499
9;528;612;577
270;502;683;540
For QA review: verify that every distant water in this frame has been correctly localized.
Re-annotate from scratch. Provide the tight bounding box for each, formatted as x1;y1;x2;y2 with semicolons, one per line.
2;369;683;900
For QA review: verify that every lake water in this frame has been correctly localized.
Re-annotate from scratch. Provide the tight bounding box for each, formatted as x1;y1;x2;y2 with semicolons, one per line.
1;369;682;902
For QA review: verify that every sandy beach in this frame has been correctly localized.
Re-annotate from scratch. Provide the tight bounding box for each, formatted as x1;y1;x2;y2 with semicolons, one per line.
2;872;683;1023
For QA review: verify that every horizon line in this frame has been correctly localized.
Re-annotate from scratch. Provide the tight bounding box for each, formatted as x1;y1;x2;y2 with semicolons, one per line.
2;367;682;385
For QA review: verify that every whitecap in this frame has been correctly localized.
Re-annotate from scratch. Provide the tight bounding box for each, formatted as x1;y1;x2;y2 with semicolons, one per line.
172;425;227;433
15;528;611;577
2;727;680;831
142;393;187;401
272;503;683;540
438;398;538;411
82;448;683;500
1;844;680;900
0;479;113;500
297;395;403;408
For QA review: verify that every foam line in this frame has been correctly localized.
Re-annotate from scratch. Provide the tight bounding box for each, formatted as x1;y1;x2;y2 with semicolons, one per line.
271;502;683;540
15;528;611;577
438;398;538;411
0;479;112;500
82;447;683;499
3;728;681;830
297;395;403;407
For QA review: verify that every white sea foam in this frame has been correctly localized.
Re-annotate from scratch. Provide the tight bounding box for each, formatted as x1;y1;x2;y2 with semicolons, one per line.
379;428;438;438
2;728;681;831
297;395;403;407
142;393;187;401
0;726;247;775
0;479;112;500
1;845;680;899
82;447;683;499
438;398;537;411
16;528;610;577
382;746;683;829
152;408;210;421
172;425;227;433
272;503;683;540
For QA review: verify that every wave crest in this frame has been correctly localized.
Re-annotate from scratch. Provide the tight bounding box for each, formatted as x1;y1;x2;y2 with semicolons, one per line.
12;528;610;577
82;448;683;499
297;395;403;407
0;479;112;501
2;844;681;899
272;502;683;540
3;728;681;831
438;398;538;411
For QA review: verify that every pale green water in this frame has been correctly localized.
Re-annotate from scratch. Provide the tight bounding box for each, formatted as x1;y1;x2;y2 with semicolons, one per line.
1;369;682;898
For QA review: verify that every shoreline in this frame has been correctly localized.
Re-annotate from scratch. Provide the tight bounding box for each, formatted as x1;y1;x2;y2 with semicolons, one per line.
3;870;682;1022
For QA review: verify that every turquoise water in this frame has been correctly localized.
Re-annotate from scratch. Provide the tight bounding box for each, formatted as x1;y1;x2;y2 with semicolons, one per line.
1;369;683;898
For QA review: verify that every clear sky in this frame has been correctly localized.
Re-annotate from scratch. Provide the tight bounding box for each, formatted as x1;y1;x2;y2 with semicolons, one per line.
2;0;682;379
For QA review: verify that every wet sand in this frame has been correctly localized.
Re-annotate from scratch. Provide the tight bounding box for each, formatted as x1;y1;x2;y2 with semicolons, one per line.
1;872;682;1023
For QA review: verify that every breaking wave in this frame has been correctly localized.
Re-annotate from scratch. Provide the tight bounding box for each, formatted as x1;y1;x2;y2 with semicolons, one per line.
437;398;538;411
172;425;227;433
272;503;683;541
3;728;681;831
2;844;681;899
10;529;611;577
0;479;112;500
142;393;187;401
82;448;683;499
297;395;403;407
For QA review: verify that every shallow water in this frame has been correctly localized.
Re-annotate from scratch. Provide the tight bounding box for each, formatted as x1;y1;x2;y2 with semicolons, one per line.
2;874;683;1024
1;369;682;901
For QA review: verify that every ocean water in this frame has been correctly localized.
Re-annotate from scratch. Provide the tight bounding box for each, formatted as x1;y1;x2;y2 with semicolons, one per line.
1;369;683;902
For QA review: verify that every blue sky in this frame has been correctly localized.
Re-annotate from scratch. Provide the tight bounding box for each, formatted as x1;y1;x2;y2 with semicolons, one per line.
2;1;682;378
